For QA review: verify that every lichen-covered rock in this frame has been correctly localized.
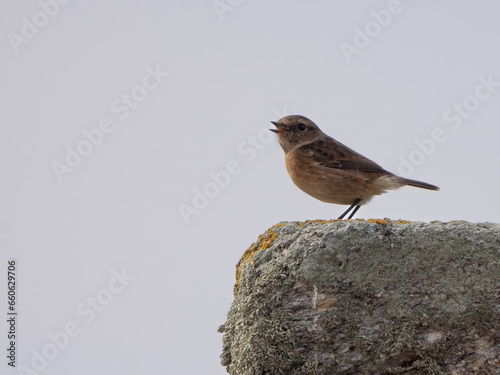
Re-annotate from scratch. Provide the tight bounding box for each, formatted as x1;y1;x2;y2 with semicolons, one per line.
219;220;500;375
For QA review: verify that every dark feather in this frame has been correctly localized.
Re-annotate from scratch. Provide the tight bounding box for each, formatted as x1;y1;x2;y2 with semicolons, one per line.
299;138;389;174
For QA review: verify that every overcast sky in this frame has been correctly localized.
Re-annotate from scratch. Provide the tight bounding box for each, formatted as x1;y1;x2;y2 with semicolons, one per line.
1;1;500;374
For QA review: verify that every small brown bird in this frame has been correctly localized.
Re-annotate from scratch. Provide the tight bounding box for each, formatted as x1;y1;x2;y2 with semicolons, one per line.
270;115;439;219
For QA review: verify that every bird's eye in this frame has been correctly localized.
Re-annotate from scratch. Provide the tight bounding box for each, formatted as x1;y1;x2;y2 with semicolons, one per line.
298;123;307;132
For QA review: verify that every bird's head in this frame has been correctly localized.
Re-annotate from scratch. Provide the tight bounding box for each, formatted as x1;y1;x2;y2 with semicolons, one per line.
270;115;323;153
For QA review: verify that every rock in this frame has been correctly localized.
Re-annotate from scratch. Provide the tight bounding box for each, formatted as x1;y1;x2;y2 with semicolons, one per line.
219;220;500;374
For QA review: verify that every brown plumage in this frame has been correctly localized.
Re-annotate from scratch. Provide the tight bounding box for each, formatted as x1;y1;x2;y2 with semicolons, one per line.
270;115;439;219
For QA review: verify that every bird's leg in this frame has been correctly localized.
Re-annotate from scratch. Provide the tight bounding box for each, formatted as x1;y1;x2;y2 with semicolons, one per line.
337;198;361;220
348;205;361;220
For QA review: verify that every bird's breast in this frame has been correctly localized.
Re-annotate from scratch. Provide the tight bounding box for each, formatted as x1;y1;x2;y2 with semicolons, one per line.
284;151;379;205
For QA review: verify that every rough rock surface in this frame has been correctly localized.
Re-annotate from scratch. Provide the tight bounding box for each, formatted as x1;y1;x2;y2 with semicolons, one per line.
219;220;500;374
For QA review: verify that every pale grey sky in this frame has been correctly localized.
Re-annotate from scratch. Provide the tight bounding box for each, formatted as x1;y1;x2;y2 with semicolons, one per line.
1;1;499;374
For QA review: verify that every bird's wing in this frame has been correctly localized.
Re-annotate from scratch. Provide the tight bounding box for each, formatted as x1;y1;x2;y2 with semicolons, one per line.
299;138;389;173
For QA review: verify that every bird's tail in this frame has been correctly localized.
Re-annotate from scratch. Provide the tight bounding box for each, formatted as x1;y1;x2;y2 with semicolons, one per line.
401;177;439;191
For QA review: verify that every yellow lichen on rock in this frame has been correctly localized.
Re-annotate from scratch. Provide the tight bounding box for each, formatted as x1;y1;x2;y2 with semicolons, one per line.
356;218;413;225
299;219;338;227
222;221;500;374
234;219;418;295
365;218;393;225
394;219;413;225
234;223;285;294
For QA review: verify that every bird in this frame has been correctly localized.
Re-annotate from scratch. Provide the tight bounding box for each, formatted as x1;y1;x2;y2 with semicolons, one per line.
270;115;439;220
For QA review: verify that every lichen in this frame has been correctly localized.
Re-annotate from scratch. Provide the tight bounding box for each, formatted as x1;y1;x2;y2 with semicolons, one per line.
298;219;337;227
221;220;500;374
234;223;285;294
366;218;393;225
360;218;413;225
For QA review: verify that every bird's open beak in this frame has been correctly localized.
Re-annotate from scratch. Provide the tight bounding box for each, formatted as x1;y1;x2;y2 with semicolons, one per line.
270;121;288;133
